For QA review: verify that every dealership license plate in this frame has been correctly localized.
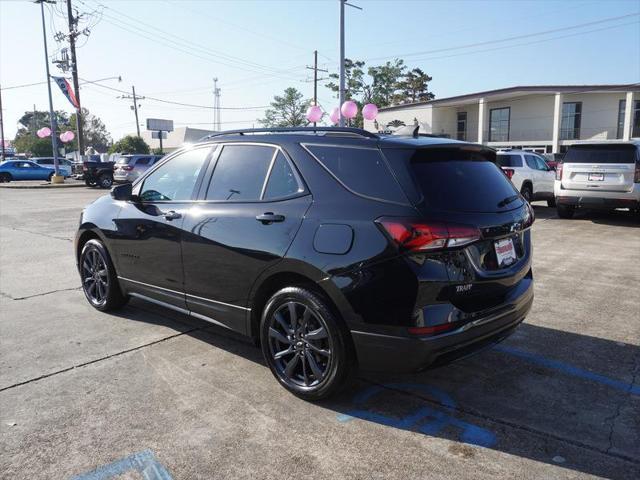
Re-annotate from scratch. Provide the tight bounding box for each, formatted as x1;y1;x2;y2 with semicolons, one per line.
494;238;517;268
588;172;604;181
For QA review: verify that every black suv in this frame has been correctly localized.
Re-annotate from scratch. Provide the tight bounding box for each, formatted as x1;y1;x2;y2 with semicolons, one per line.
76;127;534;400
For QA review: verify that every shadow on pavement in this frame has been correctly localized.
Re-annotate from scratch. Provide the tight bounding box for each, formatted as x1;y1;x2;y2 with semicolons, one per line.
120;298;640;479
531;202;639;227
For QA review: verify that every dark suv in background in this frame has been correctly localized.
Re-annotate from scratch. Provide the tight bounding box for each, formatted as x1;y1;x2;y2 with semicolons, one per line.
76;127;534;400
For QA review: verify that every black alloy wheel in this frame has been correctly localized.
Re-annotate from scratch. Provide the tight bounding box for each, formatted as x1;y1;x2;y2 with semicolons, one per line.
261;287;353;400
80;239;128;311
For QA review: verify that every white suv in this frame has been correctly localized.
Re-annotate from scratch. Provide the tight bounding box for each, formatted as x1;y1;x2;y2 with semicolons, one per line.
496;151;556;206
554;142;640;219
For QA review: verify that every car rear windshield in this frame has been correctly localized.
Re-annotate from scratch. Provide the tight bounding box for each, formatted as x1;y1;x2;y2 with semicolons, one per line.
496;154;523;167
408;148;522;213
563;144;638;164
116;157;132;164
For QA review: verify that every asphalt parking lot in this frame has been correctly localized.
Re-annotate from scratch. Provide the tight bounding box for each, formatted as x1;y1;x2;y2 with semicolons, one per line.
0;187;638;480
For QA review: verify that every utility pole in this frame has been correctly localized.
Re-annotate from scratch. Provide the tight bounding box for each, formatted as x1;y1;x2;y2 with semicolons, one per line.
213;78;221;131
65;0;84;154
119;86;144;136
338;0;361;127
37;0;61;179
306;51;328;127
0;85;5;162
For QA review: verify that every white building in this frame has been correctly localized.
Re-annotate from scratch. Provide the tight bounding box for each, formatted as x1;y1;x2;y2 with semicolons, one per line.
364;84;640;153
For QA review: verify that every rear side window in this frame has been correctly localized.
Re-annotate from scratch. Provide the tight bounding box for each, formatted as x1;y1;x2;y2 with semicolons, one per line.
409;149;521;213
525;155;539;169
264;152;302;200
563;145;638;164
305;145;407;204
206;145;275;201
496;154;523;167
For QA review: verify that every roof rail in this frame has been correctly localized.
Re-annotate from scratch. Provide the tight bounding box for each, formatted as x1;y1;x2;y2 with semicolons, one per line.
200;127;379;141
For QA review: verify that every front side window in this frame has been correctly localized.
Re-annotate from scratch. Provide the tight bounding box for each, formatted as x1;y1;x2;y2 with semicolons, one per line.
305;145;407;204
205;145;275;201
560;102;582;140
456;112;467;141
140;147;210;202
489;108;510;142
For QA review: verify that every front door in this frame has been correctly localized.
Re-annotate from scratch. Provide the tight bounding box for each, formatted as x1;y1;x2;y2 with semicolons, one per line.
114;146;213;308
181;144;311;334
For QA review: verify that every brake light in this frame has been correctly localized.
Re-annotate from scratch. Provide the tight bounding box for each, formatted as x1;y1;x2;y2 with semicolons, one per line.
121;165;133;171
635;162;640;183
408;323;458;336
556;163;563;181
503;168;515;180
377;218;481;252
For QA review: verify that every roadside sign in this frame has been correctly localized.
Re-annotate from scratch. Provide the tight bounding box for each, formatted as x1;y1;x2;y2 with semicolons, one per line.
146;118;173;132
151;131;167;139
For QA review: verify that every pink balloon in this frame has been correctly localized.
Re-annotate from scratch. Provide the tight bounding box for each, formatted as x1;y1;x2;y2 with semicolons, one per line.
329;107;340;125
37;127;51;138
60;130;75;143
306;105;323;123
362;103;378;121
341;100;358;119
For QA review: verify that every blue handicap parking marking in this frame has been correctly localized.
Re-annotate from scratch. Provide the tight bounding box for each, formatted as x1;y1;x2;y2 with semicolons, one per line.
70;449;173;480
338;383;497;448
494;345;640;396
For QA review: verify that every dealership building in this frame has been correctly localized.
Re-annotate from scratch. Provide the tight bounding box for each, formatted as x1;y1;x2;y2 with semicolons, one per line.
364;84;640;153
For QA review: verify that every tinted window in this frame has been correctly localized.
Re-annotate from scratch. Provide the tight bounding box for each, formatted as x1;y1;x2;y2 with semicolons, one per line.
140;148;209;201
563;145;638;164
306;145;407;203
206;145;275;201
264;152;301;200
534;156;549;171
116;157;132;164
409;149;521;213
136;158;150;165
525;155;539;169
496;154;522;167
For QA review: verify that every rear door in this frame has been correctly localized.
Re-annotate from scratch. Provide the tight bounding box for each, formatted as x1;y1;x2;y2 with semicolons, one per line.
181;143;311;334
560;144;637;192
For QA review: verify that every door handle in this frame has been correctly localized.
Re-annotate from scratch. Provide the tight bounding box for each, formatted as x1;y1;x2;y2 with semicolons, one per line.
256;212;285;224
163;210;182;221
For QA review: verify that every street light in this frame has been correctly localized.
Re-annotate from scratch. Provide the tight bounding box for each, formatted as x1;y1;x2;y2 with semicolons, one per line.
35;0;62;182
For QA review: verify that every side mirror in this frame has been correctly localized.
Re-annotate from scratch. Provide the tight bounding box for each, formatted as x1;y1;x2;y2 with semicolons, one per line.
111;182;132;201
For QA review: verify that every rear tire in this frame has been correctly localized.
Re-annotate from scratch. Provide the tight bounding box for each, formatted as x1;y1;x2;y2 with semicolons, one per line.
547;197;556;208
0;173;11;183
98;173;113;189
520;184;532;203
80;239;128;312
47;172;54;182
85;179;96;187
557;204;575;219
260;286;354;401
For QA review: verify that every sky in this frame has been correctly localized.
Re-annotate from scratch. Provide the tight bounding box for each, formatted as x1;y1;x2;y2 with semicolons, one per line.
1;0;639;142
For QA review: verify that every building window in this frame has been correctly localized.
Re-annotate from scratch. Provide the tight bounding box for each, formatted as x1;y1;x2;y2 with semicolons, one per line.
489;107;510;142
634;100;640;138
617;100;626;139
456;112;467;140
560;102;581;140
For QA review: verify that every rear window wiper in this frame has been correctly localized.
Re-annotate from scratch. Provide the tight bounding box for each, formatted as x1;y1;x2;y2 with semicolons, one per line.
497;194;520;208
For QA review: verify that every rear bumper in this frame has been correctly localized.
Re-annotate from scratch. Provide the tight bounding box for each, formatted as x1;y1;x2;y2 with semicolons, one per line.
351;274;533;372
555;181;640;209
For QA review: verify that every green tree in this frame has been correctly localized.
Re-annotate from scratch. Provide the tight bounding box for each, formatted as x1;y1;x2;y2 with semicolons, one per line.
69;108;112;153
326;59;367;101
396;68;434;104
108;135;150;154
12;136;56;156
15;110;70;136
260;87;310;128
368;59;406;106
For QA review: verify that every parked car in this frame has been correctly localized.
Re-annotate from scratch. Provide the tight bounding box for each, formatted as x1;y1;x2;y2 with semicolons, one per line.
82;159;116;188
113;154;163;183
72;154;102;180
0;160;61;182
542;153;564;170
31;157;73;177
75;127;534;400
496;150;556;206
555;142;640;218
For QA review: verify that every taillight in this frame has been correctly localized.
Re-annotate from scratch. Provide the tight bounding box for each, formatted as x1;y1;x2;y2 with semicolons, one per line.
122;165;133;171
408;323;459;336
503;168;515;180
634;162;640;183
377;218;481;252
556;163;563;181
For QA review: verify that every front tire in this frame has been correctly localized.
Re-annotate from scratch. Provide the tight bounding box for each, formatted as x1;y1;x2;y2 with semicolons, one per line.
557;204;575;219
80;239;128;311
0;173;11;183
260;287;354;400
85;179;97;187
98;173;113;189
520;184;532;203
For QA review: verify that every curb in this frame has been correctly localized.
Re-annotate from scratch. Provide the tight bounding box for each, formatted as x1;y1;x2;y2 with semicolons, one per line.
0;182;88;189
